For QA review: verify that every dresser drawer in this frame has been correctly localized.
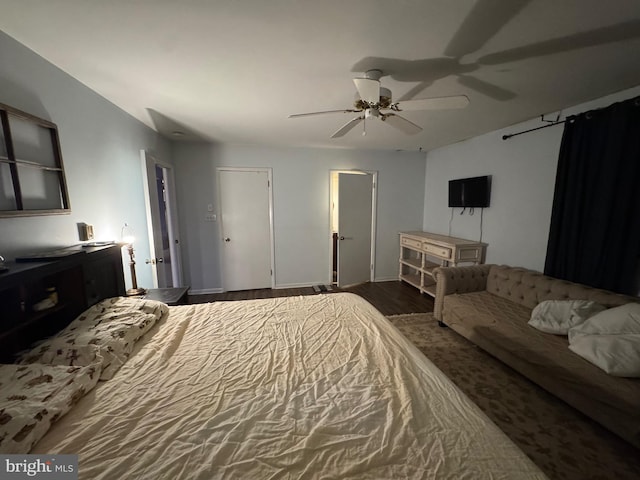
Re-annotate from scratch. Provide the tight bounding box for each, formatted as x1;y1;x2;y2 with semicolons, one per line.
424;242;451;259
401;236;423;250
457;247;482;262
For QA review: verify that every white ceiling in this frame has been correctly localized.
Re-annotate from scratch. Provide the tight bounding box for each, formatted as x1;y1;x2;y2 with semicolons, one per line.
1;0;639;151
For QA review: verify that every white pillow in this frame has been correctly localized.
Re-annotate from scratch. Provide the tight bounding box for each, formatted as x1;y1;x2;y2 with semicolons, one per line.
568;303;640;377
569;335;640;377
528;299;606;335
568;302;640;343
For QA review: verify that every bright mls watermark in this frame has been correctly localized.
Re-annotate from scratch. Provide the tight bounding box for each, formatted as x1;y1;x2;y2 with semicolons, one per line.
0;455;77;479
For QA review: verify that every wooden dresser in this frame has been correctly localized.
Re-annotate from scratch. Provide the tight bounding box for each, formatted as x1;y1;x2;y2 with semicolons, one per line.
399;231;487;297
0;244;125;361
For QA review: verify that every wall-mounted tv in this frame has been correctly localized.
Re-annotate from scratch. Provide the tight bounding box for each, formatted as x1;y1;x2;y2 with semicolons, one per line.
448;175;491;208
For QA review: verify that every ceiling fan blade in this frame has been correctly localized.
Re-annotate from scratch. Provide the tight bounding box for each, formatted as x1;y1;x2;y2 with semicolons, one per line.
353;77;380;104
477;19;640;65
288;109;360;118
394;95;469;111
331;116;364;138
444;0;531;58
457;75;515;101
382;114;422;135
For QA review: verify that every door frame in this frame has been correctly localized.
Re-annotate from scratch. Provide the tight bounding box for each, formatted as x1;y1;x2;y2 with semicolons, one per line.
216;166;276;291
329;169;378;285
141;150;183;288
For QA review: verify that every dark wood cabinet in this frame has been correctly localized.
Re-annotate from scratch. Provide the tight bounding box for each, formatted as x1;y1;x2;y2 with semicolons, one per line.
83;248;125;307
0;244;125;361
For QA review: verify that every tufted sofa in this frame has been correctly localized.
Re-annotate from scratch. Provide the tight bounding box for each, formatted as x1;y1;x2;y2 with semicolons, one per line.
432;264;640;449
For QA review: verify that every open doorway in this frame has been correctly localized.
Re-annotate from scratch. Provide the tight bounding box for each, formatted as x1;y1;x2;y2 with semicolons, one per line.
141;150;183;288
330;170;377;288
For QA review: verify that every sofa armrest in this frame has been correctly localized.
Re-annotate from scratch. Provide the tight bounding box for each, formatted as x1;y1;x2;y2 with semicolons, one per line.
432;265;492;321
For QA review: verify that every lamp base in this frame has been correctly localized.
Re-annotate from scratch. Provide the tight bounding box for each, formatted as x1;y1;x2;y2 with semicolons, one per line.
126;287;147;296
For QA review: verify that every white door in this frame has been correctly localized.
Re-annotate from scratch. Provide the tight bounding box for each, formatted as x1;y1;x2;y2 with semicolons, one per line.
141;150;183;288
218;168;274;291
337;172;375;287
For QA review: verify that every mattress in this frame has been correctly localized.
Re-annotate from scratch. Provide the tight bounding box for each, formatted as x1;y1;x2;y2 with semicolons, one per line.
33;293;545;479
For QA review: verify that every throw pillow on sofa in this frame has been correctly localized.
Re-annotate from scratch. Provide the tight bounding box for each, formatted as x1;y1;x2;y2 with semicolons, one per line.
568;303;640;377
528;299;606;335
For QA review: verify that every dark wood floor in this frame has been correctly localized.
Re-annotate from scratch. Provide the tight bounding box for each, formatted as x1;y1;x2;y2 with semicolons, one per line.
188;280;434;316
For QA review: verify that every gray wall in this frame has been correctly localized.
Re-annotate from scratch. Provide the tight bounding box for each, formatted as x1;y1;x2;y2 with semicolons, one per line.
172;143;426;292
423;85;640;272
11;24;633;292
0;31;170;289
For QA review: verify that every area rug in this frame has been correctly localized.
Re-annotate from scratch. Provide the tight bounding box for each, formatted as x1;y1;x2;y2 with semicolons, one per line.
387;313;640;480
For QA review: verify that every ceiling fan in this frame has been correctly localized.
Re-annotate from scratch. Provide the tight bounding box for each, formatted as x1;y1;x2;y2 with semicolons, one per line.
288;69;469;138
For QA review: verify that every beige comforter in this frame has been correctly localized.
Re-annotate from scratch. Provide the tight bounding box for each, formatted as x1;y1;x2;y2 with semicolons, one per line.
34;293;545;479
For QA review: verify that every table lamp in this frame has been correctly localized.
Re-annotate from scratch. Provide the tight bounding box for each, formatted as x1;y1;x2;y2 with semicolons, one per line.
121;223;146;296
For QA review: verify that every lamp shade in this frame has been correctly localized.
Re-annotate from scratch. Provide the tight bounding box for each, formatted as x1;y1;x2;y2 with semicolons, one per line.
121;223;135;245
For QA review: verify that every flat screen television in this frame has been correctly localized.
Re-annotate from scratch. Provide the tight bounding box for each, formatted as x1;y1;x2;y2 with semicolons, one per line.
448;175;491;208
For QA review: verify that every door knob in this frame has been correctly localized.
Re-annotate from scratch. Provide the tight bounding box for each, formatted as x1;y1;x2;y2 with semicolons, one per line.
157;258;164;263
224;238;231;242
339;236;353;240
339;236;345;240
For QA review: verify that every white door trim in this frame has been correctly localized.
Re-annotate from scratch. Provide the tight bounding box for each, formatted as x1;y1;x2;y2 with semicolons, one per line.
216;166;276;291
141;150;184;288
328;169;378;285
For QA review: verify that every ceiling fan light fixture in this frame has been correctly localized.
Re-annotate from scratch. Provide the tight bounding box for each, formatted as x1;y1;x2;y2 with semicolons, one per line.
365;108;379;119
379;87;392;108
353;86;392;110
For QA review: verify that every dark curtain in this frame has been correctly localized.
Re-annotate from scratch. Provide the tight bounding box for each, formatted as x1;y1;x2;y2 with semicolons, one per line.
544;96;640;295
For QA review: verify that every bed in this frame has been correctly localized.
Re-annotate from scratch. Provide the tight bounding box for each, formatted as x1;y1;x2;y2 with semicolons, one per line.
2;292;546;479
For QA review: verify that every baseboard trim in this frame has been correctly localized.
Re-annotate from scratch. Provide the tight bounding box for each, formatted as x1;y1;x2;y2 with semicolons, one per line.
274;282;321;289
188;279;398;294
374;276;400;283
189;288;224;295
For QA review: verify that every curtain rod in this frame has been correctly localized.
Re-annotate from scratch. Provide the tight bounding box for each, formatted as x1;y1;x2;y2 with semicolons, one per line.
502;96;640;141
502;119;565;140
